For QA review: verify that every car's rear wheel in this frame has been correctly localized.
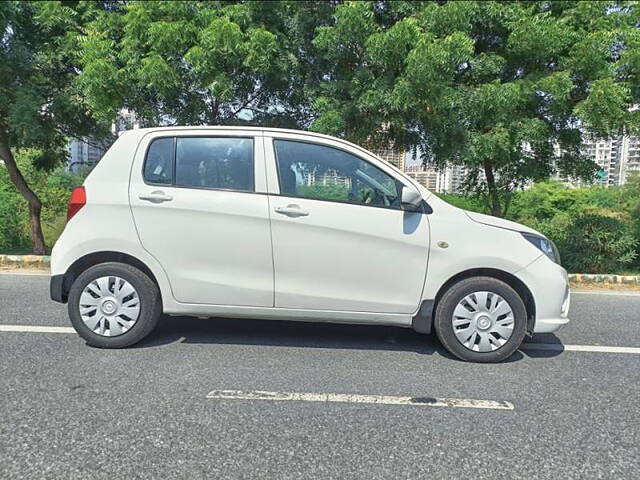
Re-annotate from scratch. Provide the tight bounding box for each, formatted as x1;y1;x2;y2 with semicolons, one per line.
434;276;527;363
68;262;162;348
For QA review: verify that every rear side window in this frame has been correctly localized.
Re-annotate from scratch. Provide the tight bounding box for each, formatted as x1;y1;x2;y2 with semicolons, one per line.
143;136;254;192
176;137;254;191
144;138;174;185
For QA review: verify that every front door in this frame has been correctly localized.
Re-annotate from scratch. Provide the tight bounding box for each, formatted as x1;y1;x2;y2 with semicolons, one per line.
267;137;429;314
129;133;273;307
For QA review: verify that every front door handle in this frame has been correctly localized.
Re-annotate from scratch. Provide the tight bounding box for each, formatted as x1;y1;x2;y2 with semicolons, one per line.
274;204;309;217
138;191;173;203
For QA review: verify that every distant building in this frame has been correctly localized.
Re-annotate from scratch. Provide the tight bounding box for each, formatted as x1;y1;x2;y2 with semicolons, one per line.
112;108;140;135
582;136;621;186
374;145;405;171
66;137;111;173
552;134;639;186
436;164;467;193
66;109;140;172
404;164;438;191
619;136;640;184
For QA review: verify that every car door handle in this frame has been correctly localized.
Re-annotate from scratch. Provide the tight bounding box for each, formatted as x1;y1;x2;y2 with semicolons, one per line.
138;191;173;203
274;204;309;217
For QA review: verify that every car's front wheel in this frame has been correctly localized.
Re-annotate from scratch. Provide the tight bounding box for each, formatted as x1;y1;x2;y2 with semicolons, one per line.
67;262;162;348
434;276;527;363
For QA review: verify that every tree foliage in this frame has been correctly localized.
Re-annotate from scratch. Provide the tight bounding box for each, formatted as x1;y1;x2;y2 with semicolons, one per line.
74;1;335;127
0;150;85;253
0;1;105;253
309;1;640;216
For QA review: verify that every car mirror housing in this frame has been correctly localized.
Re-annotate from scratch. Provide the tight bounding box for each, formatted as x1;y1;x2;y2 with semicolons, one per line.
401;186;423;212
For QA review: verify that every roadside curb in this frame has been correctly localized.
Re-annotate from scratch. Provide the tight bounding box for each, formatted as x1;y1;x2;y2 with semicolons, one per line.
0;254;50;266
1;255;638;285
569;273;640;285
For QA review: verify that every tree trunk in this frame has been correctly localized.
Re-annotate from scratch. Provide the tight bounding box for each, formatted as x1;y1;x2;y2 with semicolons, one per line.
0;139;46;254
483;161;503;218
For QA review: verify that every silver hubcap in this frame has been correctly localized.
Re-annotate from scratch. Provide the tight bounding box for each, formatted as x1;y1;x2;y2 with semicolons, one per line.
452;291;515;352
79;276;140;337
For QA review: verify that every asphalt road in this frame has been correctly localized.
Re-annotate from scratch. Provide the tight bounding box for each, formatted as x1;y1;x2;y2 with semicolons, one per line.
1;273;639;479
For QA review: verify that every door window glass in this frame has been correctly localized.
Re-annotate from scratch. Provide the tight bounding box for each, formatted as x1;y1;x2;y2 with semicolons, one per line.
175;137;254;191
274;140;400;208
143;137;174;185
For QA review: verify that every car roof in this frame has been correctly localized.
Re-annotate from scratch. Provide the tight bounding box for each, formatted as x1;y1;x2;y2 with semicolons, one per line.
129;125;377;163
131;125;357;145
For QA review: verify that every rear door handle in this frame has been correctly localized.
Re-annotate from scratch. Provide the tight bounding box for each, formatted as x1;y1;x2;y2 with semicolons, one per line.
138;191;173;203
274;204;309;217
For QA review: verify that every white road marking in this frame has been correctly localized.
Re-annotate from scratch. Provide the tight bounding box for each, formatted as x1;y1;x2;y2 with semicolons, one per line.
0;324;75;334
572;290;640;297
0;271;50;276
521;343;640;354
206;389;515;410
0;324;638;355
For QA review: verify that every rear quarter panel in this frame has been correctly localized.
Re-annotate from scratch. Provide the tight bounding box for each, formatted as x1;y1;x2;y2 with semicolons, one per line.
50;131;175;309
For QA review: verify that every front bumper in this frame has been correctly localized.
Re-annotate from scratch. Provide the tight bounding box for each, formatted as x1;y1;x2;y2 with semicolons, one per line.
515;255;570;334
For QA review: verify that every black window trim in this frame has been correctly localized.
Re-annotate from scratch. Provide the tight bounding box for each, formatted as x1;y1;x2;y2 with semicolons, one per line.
142;134;257;194
272;137;411;212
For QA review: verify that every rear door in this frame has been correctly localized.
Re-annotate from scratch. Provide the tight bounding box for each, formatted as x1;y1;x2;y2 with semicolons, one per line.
265;134;429;314
129;130;273;307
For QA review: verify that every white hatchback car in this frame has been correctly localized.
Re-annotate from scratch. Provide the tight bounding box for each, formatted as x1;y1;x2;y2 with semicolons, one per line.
51;126;570;362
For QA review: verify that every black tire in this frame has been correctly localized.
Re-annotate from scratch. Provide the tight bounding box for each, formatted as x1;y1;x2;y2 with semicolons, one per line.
434;276;527;363
68;262;162;348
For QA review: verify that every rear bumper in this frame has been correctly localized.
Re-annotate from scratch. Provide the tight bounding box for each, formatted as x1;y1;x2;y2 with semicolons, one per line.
50;274;66;303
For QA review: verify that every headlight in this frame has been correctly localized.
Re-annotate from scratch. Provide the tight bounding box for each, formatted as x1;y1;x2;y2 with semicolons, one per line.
521;233;561;265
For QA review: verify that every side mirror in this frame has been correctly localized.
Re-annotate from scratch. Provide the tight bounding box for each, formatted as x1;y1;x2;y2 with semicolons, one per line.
401;186;423;212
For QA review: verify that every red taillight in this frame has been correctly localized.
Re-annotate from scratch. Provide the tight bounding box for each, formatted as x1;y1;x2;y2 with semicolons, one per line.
67;186;86;221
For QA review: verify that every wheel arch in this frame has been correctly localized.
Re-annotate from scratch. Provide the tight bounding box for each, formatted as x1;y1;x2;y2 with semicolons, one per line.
413;268;536;335
57;251;161;303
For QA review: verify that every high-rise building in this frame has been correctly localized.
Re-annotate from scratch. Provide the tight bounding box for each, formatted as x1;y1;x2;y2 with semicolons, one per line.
619;136;640;184
66;109;140;172
436;164;467;193
580;136;621;186
553;134;639;186
112;108;140;135
66;137;111;173
373;145;405;171
404;164;438;191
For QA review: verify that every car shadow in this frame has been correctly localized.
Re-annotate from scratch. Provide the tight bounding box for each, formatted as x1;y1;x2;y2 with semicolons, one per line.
520;333;566;359
131;315;564;362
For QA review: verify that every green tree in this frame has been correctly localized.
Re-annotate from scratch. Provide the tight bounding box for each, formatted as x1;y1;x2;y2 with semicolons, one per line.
74;1;335;128
0;150;86;253
311;1;640;217
0;1;104;253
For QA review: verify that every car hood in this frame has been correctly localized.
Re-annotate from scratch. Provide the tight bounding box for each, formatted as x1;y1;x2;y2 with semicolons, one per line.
464;211;541;236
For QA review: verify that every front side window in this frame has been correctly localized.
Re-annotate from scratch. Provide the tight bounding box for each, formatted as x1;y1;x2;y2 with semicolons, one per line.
274;140;400;208
176;137;254;191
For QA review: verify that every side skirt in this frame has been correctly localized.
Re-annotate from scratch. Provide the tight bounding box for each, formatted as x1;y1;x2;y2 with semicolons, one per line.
164;303;414;328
